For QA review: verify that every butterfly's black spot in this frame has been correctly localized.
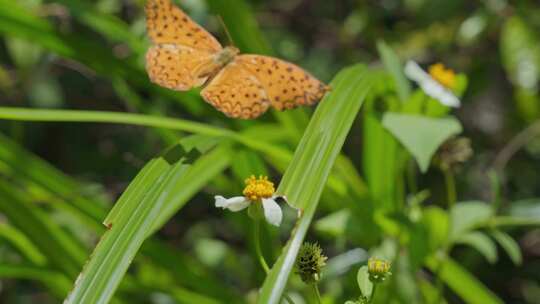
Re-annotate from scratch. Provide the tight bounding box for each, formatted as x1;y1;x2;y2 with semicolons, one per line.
231;94;236;98
292;87;297;91
245;94;249;98
283;89;288;94
157;32;163;37
286;67;293;72
187;33;193;37
267;69;272;75
173;16;178;21
182;17;188;22
252;93;257;98
220;90;225;94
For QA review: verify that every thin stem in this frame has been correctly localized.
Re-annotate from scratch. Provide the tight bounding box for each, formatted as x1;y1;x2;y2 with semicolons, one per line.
253;218;295;304
253;218;270;273
443;168;456;208
493;119;540;172
369;283;377;303
313;284;322;304
407;159;418;195
433;254;446;304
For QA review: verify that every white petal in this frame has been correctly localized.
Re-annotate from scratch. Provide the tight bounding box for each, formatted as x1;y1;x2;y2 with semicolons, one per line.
214;196;250;212
404;60;431;83
421;79;460;107
262;198;282;227
405;60;460;108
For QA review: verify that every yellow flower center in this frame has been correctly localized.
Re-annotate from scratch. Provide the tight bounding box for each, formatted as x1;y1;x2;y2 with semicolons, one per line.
368;257;391;275
428;63;456;89
243;175;275;201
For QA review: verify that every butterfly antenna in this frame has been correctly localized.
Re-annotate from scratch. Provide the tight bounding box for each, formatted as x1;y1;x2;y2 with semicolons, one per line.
217;15;235;46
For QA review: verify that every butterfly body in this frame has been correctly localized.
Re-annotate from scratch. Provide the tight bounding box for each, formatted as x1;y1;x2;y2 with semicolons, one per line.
145;0;329;119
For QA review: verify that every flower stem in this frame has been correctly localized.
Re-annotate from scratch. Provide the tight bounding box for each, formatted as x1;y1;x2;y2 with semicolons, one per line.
369;284;377;303
313;284;322;304
253;218;270;273
443;168;456;208
253;218;295;304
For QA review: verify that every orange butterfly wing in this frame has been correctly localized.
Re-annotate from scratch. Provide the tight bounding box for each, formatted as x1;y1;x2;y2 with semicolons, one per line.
145;0;222;91
201;60;271;119
201;55;329;119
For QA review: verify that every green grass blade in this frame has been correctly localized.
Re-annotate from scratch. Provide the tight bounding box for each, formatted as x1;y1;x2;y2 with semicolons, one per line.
64;158;174;303
258;64;373;304
207;0;272;55
0;222;47;265
149;144;232;234
377;40;411;101
0;181;87;278
0;264;72;298
426;257;503;304
0;106;291;163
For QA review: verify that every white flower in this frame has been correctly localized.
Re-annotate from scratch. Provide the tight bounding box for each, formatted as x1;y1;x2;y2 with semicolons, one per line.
214;175;285;226
404;60;461;108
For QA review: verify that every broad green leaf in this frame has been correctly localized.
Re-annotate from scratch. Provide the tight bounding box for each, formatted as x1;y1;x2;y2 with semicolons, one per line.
258;64;373;304
490;230;522;265
357;266;373;299
425;257;503;304
455;231;498;264
382;113;462;172
377;40;411;101
450;201;494;240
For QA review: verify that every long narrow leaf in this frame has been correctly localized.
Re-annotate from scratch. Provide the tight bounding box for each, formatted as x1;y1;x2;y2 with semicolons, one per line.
258;64;373;304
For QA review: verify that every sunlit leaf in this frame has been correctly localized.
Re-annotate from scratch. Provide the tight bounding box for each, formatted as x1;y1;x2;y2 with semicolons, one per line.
382;113;462;172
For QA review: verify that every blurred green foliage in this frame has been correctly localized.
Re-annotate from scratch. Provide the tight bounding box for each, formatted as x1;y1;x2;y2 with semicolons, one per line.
1;0;540;304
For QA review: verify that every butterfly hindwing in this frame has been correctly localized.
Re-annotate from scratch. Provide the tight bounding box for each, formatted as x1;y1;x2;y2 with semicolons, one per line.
201;61;271;119
235;55;330;111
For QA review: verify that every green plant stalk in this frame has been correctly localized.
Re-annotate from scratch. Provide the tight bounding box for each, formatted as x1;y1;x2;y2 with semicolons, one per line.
443;168;456;208
369;283;378;303
253;218;295;304
254;218;270;274
313;284;322;304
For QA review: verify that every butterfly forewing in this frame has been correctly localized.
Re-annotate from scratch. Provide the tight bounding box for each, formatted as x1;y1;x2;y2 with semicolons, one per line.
145;0;223;91
146;44;215;91
145;0;222;51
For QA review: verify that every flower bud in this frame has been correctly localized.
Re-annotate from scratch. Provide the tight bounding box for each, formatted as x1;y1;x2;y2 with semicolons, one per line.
295;242;327;284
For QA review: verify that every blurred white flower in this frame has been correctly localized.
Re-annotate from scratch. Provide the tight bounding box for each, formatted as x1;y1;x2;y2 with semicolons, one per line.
404;61;461;108
214;175;285;226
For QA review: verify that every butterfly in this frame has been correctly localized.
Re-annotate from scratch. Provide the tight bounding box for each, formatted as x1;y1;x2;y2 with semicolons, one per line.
145;0;330;119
